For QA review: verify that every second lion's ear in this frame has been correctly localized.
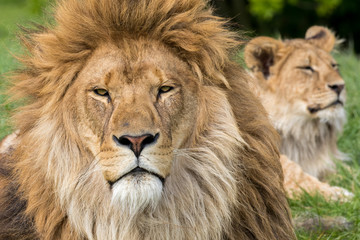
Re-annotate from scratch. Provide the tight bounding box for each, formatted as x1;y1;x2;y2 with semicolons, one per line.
244;37;283;80
305;26;336;52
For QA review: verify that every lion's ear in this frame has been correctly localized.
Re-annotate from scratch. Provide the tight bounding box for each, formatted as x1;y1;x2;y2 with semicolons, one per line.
305;26;336;52
244;37;284;80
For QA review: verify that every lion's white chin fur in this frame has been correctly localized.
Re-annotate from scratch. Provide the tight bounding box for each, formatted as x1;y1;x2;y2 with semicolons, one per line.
111;174;163;215
270;100;347;178
316;106;346;130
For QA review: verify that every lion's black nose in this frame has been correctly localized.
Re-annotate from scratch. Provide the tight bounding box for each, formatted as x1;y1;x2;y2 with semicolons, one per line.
113;133;159;157
328;83;345;95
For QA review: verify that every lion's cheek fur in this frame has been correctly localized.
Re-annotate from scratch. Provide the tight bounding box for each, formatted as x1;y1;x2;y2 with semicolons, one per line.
168;94;199;149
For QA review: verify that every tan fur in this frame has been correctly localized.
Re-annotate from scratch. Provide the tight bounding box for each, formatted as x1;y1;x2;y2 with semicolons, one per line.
280;155;352;201
245;26;351;199
0;0;295;239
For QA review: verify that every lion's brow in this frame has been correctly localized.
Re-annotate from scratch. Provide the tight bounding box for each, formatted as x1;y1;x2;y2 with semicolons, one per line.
104;71;113;85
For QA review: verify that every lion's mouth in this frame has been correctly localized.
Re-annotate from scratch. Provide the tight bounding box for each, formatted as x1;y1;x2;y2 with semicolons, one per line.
108;167;165;188
307;100;343;114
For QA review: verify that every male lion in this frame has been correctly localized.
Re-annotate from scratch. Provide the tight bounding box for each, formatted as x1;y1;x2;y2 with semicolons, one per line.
0;0;295;239
245;26;352;199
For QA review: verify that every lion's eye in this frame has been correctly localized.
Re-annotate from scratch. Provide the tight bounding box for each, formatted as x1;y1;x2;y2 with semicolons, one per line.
331;63;339;70
297;66;314;73
158;86;173;94
94;88;109;96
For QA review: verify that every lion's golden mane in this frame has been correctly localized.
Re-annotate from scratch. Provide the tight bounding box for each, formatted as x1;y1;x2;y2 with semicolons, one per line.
0;0;294;239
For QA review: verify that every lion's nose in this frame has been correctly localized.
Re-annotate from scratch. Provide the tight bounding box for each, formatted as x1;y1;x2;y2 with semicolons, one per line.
328;83;345;95
113;133;159;157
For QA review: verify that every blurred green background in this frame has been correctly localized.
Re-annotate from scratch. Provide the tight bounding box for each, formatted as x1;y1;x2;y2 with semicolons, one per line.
0;0;49;136
213;0;360;52
1;0;359;51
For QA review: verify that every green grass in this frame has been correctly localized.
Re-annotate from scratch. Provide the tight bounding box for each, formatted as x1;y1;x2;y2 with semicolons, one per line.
0;0;46;138
1;1;360;239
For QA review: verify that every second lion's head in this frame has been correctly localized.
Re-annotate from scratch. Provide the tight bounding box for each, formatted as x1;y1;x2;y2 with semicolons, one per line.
245;26;347;178
245;26;345;127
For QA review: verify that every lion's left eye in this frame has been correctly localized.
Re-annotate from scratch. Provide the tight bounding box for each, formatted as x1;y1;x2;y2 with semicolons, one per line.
331;63;339;70
158;86;173;94
297;66;314;72
94;88;109;96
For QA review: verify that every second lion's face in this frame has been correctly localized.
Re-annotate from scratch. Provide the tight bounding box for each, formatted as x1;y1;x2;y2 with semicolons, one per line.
273;43;346;120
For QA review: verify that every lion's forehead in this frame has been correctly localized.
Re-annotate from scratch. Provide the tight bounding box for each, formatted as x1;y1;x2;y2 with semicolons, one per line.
284;46;335;67
82;43;186;78
275;48;340;84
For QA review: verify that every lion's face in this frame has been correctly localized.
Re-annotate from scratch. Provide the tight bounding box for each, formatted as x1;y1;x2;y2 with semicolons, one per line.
66;40;199;211
245;26;345;124
272;42;345;119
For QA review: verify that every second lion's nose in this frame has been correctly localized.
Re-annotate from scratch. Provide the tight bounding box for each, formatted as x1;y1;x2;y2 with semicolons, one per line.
113;133;159;157
328;83;345;95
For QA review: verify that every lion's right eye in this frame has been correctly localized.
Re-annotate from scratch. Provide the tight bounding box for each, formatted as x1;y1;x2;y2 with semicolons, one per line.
331;63;339;70
158;86;173;94
297;66;314;73
94;88;109;97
